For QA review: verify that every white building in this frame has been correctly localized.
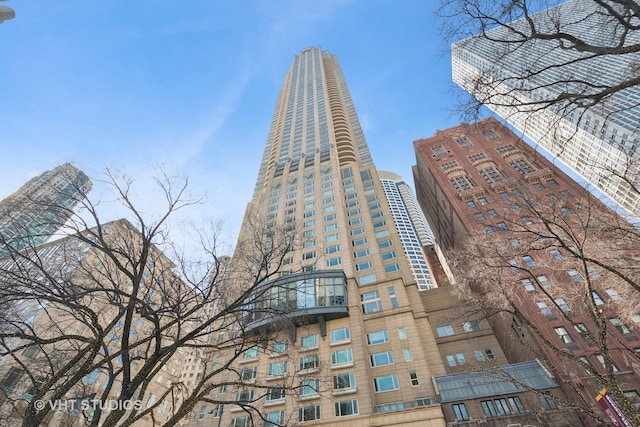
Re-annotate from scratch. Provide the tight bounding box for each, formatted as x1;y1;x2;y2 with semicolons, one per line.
452;0;640;217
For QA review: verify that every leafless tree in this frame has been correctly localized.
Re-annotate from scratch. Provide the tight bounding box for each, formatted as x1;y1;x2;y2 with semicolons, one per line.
445;186;640;425
438;0;640;207
0;170;305;427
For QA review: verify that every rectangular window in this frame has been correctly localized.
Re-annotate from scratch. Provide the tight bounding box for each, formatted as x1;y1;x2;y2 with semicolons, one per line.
453;403;469;421
474;350;485;362
335;399;359;416
537;301;553;316
331;348;353;366
610;317;632;334
462;321;480;333
325;233;339;243
370;351;394;367
352;237;368;246
265;410;285;426
383;263;400;273
266;386;285;401
403;348;413;362
398;327;407;340
268;361;287;376
240;366;257;382
354;248;370;258
270;340;289;355
330;327;350;343
367;330;389;345
300;334;319;349
299;405;320;422
554;326;574;343
299;355;319;371
356;261;373;271
374;375;399;392
300;379;320;396
333;372;356;390
388;287;398;308
231;416;251;427
437;325;455;337
409;371;419;386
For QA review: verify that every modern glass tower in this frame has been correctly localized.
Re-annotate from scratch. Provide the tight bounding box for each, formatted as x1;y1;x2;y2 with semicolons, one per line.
452;0;640;217
201;47;447;427
0;163;92;257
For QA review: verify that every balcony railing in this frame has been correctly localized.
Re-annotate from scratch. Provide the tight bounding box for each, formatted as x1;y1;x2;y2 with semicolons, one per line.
244;270;349;336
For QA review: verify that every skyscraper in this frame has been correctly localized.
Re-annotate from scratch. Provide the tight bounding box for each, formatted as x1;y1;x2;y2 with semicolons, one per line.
451;0;640;217
378;171;436;290
0;163;92;256
192;47;448;426
413;118;640;426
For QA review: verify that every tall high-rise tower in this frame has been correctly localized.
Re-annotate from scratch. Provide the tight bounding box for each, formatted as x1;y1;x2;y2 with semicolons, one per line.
451;0;640;217
0;163;92;256
197;47;448;427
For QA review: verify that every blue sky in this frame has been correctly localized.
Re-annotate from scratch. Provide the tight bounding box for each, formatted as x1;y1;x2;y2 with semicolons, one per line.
0;1;466;244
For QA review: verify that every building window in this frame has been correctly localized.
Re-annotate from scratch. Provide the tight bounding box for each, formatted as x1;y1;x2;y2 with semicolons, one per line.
485;349;495;359
549;249;564;261
511;159;536;175
446;355;457;367
479;167;503;184
450;176;473;192
539;395;558;410
299;405;320;422
330;327;350;343
466;199;476;208
388;287;398;308
268;361;287;377
403;348;413;362
456;137;473;149
243;347;259;360
536;300;551;316
266;385;285;401
554;327;574;343
481;397;525;417
331;348;353;366
333;372;356;391
497;221;508;231
555;298;571;313
231;416;251;427
300;379;320;396
596;354;620;372
361;290;382;314
453;403;469;421
299;355;320;371
487;209;497;217
437;325;455;337
356;261;373;271
398;327;407;340
267;341;288;357
536;274;551;287
370;351;394;367
265;410;285;426
409;371;419;386
522;255;535;267
521;278;535;292
235;389;254;404
374;375;400;392
383;263;400;273
478;197;489;205
463;320;481;333
367;330;389;345
335;399;359;416
624;391;640;412
605;288;623;301
592;291;605;306
610;317;632;334
354;248;370;258
475;212;486;221
567;269;582;282
300;334;318;349
474;350;485;361
240;366;257;382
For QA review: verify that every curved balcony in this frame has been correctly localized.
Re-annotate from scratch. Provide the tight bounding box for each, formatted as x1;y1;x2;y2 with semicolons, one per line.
245;270;349;336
